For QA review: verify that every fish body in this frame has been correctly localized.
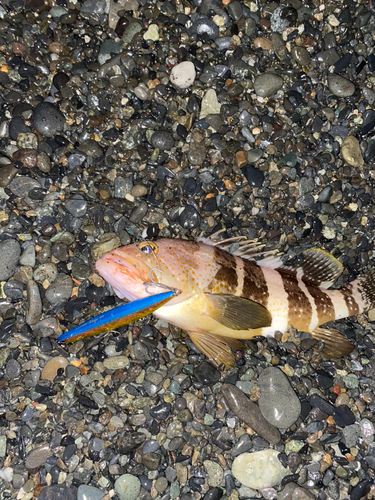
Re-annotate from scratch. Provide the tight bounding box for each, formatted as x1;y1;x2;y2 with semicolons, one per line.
57;290;177;343
96;235;375;367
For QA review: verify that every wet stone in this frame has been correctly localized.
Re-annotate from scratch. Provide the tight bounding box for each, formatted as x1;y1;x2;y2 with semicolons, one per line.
222;384;280;445
45;274;73;304
34;263;58;283
258;367;301;429
254;73;283;97
115;474;141;500
41;356;69;383
25;443;51;469
170;61;196;89
26;281;42;325
194;361;220;385
32;102;65;137
9;176;41;198
341;135;364;167
232;449;290;489
38;485;77;500
151;131;174;150
204;460;223;487
242;165;264;187
0;239;21;280
6;359;21;379
65;197;88;218
200;89;221;118
327;74;355;97
179;205;201;229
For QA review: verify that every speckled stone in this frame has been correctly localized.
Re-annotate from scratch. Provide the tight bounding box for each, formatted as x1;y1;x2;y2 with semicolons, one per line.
341;135;364;167
232;449;290;489
327;74;355;97
0;238;21;280
254;73;283;97
115;474;141;500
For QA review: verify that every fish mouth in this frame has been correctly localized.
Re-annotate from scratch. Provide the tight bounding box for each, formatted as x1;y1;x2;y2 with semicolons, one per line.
95;249;151;301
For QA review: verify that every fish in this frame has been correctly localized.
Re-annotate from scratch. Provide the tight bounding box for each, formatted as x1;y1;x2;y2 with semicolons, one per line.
57;290;178;343
95;232;375;368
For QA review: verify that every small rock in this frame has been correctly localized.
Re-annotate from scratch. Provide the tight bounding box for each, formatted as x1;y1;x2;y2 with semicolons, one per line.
150;131;174;150
143;24;159;41
38;485;77;500
0;239;21;280
327;74;355;97
222;384;280;445
77;484;105;500
25;443;51;469
41;356;69;383
170;61;196;89
258;367;301;429
26;280;42;325
103;356;129;370
254;73;283;97
232;449;290;489
341;135;364;167
32;102;65;137
91;233;121;260
45;274;73;304
204;460;223;487
200;89;221;119
115;474;141;500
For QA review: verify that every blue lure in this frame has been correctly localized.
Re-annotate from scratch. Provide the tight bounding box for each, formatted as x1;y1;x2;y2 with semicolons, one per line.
57;290;177;343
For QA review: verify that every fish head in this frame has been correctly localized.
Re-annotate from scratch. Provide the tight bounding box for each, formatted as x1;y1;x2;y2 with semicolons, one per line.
96;239;217;303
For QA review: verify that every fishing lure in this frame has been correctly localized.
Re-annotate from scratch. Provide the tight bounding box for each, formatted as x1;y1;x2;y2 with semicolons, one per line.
57;289;178;343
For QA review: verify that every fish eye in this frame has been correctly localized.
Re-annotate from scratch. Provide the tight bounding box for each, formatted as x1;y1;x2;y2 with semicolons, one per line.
138;241;159;255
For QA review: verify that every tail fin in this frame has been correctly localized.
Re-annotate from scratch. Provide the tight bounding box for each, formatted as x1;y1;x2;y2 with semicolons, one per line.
356;268;375;311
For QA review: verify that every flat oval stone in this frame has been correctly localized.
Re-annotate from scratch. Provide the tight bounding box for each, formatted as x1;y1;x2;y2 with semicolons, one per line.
25;443;51;469
327;74;355;97
254;73;283;97
232;449;290;489
258;367;301;429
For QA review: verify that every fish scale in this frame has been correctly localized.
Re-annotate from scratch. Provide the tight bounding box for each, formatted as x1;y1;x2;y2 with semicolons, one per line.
95;235;375;368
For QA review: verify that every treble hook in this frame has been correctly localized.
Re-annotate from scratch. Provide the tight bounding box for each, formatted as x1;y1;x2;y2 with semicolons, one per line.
143;268;181;295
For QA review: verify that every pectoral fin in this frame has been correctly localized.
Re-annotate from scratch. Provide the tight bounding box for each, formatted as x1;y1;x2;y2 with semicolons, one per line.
188;331;246;369
310;327;354;357
204;293;272;330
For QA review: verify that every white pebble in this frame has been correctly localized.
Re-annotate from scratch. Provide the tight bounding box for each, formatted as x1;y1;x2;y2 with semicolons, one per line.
170;61;196;89
232;449;290;489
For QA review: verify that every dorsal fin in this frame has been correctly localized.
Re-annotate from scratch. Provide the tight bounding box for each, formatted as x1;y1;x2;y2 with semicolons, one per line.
200;230;279;261
258;248;344;288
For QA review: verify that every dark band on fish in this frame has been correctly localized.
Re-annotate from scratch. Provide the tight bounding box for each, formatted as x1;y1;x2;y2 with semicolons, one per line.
281;273;313;330
307;284;335;325
214;247;237;269
242;261;269;306
208;265;238;293
341;284;360;316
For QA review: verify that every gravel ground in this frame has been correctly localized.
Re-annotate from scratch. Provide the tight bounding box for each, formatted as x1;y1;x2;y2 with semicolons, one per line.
0;0;375;499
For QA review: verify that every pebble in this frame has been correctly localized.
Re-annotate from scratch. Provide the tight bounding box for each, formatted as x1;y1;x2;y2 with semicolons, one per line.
200;89;221;119
170;61;196;89
232;449;290;489
32;102;65;137
327;74;355;97
144;24;159;41
204;460;223;487
25;443;51;469
254;73;283;97
341;135;364;167
258;367;301;429
45;274;73;304
222;384;280;445
150;131;174;150
77;485;105;500
41;356;69;383
115;474;141;500
103;356;130;370
38;485;76;500
0;239;20;281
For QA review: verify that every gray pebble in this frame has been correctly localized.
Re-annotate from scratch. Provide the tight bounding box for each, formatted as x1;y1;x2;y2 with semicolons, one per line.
151;131;174;150
129;201;148;223
258;367;301;429
26;280;42;326
0;238;21;280
65;197;87;218
6;358;21;379
327;74;355;97
77;485;105;500
25;443;51;469
34;263;58;283
38;485;77;500
114;177;133;198
254;73;283;97
9;176;41;198
32;102;65;138
180;205;201;229
20;245;36;267
45;274;73;304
